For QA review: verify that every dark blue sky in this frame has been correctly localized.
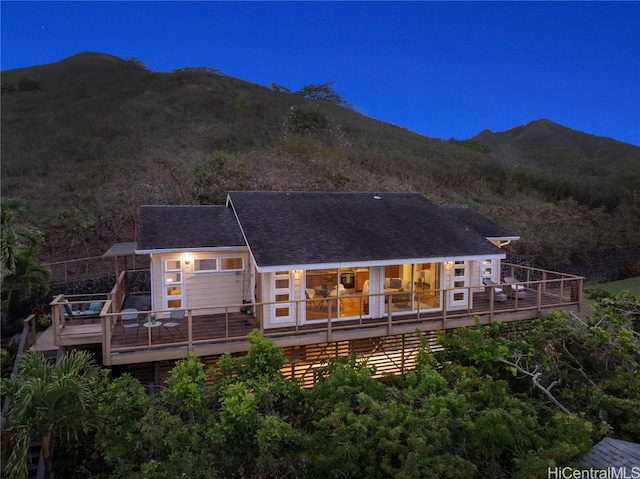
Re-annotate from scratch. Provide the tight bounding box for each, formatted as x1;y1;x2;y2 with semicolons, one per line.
2;1;639;146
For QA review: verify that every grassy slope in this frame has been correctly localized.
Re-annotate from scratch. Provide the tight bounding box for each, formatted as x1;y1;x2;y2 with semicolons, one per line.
582;277;640;313
587;277;640;296
1;52;639;266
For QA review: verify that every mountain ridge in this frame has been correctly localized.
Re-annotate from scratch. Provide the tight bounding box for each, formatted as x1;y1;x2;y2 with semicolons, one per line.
1;52;639;264
473;118;639;165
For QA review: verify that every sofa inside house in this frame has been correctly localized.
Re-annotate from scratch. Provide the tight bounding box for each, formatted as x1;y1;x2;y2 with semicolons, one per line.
362;278;412;307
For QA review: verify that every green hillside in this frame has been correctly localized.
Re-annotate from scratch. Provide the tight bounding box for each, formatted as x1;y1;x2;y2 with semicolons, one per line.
2;52;639;266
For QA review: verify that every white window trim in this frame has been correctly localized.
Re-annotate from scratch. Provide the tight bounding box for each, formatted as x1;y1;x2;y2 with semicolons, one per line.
193;258;218;274
192;255;245;274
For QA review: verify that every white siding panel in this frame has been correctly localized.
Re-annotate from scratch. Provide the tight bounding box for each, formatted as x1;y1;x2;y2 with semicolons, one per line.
151;255;163;311
186;272;246;315
470;260;483;293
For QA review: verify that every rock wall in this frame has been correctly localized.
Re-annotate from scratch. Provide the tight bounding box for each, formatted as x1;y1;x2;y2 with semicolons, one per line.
507;246;640;284
47;270;151;299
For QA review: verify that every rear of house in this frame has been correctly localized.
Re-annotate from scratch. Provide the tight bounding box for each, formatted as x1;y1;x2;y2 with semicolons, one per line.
136;192;520;327
47;191;582;383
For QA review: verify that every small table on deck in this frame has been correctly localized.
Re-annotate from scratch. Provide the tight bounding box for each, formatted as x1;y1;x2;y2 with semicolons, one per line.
142;321;163;339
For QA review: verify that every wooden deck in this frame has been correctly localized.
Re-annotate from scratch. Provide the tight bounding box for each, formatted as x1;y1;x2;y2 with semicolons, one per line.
44;264;583;367
103;286;579;365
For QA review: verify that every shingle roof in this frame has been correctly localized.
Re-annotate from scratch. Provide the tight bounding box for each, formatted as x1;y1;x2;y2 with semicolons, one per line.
576;437;640;469
439;204;518;239
227;192;504;269
136;205;245;251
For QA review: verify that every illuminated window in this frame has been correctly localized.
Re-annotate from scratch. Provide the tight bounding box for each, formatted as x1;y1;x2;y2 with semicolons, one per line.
220;257;244;271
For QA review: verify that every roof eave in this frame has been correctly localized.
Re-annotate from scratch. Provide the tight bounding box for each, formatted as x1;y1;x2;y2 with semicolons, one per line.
135;246;248;255
487;236;520;242
254;252;506;273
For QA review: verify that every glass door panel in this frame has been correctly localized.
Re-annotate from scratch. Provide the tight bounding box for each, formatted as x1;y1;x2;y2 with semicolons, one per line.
481;259;494;281
449;261;468;307
271;271;292;322
163;258;184;309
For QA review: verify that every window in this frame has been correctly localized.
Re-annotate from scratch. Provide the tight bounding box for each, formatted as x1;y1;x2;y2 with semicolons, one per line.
165;260;181;271
194;258;217;273
192;255;244;273
221;257;244;271
481;259;494;279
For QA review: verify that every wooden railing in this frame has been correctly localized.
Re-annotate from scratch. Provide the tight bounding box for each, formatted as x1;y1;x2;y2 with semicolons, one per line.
109;270;129;311
50;293;112;346
97;266;583;365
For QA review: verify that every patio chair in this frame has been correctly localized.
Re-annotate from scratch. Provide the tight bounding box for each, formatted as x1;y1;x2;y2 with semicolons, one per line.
163;309;185;340
62;300;82;321
82;301;104;318
503;276;526;299
121;308;140;341
482;278;507;302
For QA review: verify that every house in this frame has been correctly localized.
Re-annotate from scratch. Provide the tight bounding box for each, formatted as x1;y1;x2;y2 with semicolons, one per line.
136;192;518;325
48;192;583;383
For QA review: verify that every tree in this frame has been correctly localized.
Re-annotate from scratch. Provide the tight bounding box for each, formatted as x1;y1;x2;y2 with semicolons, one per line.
0;351;101;479
1;198;49;322
1;198;42;284
162;353;207;423
2;248;50;306
91;371;152;476
295;81;348;106
191;152;252;205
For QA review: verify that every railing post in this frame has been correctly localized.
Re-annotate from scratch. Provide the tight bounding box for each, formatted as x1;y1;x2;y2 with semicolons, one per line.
488;286;494;323
577;278;583;312
187;310;193;353
50;295;64;347
29;315;37;346
103;314;112;366
537;282;543;312
388;295;393;335
442;291;448;329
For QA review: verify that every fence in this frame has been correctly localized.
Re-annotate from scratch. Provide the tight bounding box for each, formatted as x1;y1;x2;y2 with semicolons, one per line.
44;255;150;283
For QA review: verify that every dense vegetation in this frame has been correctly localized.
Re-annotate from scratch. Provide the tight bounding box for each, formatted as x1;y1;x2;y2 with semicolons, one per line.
1;52;639;267
2;291;638;478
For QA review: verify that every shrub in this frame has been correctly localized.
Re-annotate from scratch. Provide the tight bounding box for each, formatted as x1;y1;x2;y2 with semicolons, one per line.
124;57;148;71
17;76;41;91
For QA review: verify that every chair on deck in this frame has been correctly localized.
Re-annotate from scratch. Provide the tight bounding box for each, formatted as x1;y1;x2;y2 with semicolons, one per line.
121;308;140;341
163;309;185;340
503;276;526;299
483;278;507;302
62;300;82;321
82;301;104;319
